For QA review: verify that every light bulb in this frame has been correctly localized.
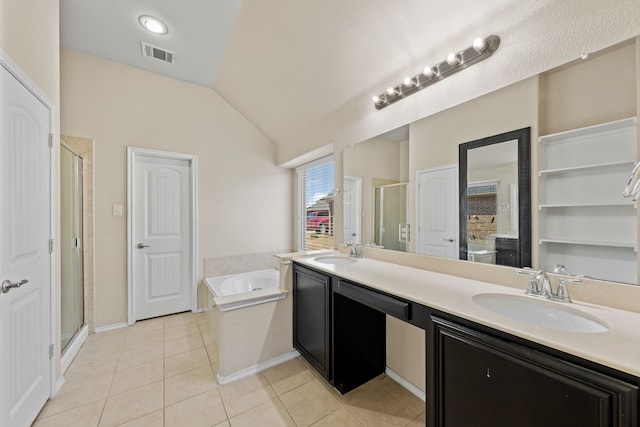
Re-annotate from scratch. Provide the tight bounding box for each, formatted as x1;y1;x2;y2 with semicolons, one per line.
446;52;460;66
372;95;381;104
423;66;435;78
139;15;168;35
386;87;395;95
403;77;414;87
473;37;487;52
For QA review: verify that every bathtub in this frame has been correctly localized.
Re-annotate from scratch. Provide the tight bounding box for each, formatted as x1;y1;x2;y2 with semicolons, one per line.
204;268;287;312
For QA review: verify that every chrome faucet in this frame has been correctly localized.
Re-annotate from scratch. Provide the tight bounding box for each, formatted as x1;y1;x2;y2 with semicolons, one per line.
518;268;585;302
343;242;362;258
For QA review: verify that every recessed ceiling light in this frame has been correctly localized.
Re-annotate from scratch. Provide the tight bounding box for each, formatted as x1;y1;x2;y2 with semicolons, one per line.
138;15;168;35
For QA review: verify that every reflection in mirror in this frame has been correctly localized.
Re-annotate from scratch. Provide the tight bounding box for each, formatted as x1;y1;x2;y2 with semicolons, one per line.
373;182;409;252
343;128;409;248
459;128;531;268
342;37;638;285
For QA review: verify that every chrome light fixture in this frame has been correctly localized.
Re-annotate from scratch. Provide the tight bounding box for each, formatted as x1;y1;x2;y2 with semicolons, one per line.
372;35;500;110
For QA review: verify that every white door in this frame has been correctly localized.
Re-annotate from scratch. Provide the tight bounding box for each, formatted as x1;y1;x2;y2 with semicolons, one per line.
417;166;458;258
0;62;52;426
343;176;362;244
131;153;194;321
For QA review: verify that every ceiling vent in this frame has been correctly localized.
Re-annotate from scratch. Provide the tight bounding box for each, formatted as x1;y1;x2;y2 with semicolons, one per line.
141;42;175;64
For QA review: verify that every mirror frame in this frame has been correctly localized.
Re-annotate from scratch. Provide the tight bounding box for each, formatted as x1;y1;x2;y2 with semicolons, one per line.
459;127;531;267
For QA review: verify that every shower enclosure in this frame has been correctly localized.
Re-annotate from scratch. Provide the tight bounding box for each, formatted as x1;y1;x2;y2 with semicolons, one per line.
60;145;85;352
373;182;409;252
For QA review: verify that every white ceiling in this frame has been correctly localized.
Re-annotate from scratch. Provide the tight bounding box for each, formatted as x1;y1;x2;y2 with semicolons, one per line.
60;0;243;87
60;0;640;155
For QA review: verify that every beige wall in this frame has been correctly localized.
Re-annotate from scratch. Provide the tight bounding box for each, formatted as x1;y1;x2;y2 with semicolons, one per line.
61;49;293;328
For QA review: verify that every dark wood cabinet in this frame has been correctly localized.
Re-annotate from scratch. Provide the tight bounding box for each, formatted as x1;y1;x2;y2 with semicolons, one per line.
429;317;638;427
292;264;332;379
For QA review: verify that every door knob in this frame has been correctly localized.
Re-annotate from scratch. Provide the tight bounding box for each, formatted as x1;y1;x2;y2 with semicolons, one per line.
137;243;151;249
443;238;454;242
2;279;28;294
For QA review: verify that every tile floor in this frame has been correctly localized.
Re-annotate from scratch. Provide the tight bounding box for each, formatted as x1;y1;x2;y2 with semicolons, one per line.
34;312;426;427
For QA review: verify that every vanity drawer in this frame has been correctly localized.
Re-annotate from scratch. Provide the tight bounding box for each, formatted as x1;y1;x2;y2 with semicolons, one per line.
335;280;411;321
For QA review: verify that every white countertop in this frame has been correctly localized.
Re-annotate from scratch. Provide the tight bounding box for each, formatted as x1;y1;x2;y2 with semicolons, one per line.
293;254;640;378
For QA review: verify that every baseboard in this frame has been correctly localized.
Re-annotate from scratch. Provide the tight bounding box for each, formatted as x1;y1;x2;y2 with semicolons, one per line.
216;351;300;385
61;325;89;374
385;367;426;402
94;322;128;333
54;376;66;396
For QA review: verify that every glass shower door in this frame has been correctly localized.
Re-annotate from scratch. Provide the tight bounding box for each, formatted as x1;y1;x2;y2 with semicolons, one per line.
60;146;85;352
373;183;409;252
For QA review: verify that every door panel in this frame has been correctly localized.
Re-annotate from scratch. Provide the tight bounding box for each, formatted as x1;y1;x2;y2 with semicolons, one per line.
1;63;52;427
133;155;192;321
343;176;362;244
417;167;457;258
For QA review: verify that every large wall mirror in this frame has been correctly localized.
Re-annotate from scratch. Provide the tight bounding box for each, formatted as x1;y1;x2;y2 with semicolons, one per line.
342;36;638;285
458;128;531;268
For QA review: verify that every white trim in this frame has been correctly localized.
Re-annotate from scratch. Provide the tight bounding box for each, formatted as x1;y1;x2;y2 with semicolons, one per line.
415;163;458;255
385;367;426;402
61;325;88;374
94;322;129;333
54;377;66;396
127;147;198;325
216;351;300;385
0;49;58;400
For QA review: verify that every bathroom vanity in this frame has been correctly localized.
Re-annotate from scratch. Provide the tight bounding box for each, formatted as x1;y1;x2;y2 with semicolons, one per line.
292;256;640;426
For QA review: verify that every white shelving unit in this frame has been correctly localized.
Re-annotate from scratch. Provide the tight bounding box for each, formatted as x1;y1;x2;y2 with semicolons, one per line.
538;117;638;284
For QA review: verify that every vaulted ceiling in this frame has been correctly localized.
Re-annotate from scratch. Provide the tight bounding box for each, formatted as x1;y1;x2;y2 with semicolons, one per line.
61;0;640;159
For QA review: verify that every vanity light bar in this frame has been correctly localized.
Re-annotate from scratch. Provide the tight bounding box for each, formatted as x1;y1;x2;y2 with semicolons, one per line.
372;35;500;110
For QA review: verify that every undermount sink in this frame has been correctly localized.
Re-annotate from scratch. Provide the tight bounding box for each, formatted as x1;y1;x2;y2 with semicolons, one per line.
472;293;609;333
314;255;358;265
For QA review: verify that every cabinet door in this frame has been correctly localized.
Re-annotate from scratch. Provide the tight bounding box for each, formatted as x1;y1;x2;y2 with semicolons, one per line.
430;317;638;427
292;265;331;379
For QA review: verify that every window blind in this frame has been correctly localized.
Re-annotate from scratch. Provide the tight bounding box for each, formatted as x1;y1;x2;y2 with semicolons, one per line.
298;157;335;251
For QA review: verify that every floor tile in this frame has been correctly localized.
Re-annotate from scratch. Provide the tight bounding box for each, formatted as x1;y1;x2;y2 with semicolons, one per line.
38;382;108;419
262;357;315;396
164;322;200;341
164;311;197;328
165;389;227;427
380;376;426;415
407;415;426;427
228;398;295;427
124;330;164;352
99;381;164;427
117;409;164;427
279;378;342;427
165;364;217;406
311;407;363;427
343;378;417;427
33;400;103;427
126;318;164;337
164;332;204;357
165;347;210;378
118;345;164;371
219;373;276;418
109;358;164;395
205;343;219;363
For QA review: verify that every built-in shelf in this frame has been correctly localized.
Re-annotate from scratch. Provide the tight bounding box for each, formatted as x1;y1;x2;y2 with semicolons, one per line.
538;160;635;177
538;117;637;145
539;238;637;250
538;202;636;209
537;117;638;282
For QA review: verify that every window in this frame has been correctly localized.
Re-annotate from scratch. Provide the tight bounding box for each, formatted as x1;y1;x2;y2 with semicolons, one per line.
297;156;335;251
